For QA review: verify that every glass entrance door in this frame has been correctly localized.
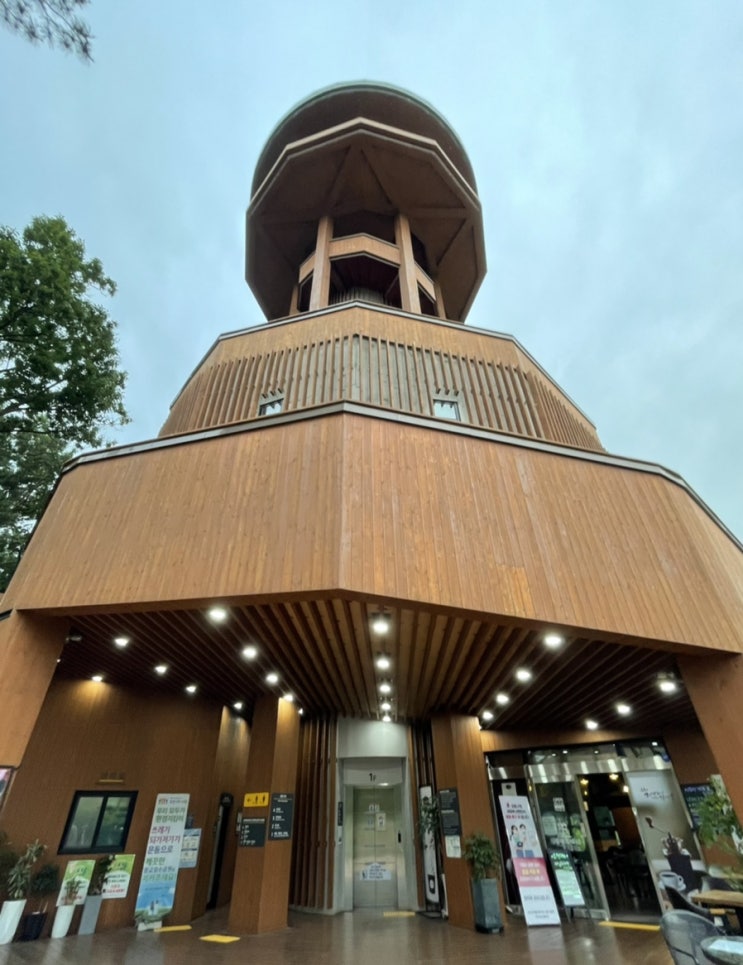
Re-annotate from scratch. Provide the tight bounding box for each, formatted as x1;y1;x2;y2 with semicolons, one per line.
352;786;400;908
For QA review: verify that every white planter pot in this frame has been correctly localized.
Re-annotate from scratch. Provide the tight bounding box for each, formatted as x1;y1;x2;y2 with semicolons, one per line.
50;903;75;939
0;899;27;944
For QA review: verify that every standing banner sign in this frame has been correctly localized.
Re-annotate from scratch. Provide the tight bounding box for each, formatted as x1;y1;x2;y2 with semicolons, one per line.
134;793;189;928
499;795;560;926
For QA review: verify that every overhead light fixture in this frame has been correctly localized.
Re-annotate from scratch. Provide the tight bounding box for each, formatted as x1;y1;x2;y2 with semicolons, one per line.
543;633;564;649
207;606;228;624
154;664;168;676
265;672;279;685
114;635;130;648
616;702;631;716
233;701;243;711
382;713;392;723
378;682;392;695
282;693;294;703
495;692;510;706
515;668;532;683
242;645;258;660
91;674;103;683
66;630;83;644
375;655;391;671
585;719;599;731
380;701;392;712
609;773;620;781
298;708;304;716
370;611;391;635
482;710;494;722
657;673;678;694
185;684;197;694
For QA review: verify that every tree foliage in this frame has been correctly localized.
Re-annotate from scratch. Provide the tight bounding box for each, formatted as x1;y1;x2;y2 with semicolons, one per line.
0;215;128;589
0;0;93;60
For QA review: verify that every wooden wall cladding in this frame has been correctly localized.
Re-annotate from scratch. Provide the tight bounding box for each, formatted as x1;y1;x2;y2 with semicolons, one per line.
0;678;249;931
160;307;600;450
7;412;743;658
290;716;337;910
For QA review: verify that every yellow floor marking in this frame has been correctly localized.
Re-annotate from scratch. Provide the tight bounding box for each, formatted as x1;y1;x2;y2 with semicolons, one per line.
200;934;241;943
383;911;416;918
599;921;660;931
156;925;192;932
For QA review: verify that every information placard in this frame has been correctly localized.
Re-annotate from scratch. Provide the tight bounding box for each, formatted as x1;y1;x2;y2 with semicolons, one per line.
269;793;294;840
239;817;266;848
547;848;585;907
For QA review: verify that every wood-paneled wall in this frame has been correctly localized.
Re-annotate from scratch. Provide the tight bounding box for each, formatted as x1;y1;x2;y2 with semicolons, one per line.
0;678;249;932
161;323;600;452
6;412;742;656
290;716;337;910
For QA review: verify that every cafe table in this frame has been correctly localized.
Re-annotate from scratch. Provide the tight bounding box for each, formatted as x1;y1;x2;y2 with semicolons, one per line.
692;890;743;911
700;935;743;964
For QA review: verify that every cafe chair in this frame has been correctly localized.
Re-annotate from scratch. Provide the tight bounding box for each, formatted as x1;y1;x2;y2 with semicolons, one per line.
666;886;719;924
660;910;720;965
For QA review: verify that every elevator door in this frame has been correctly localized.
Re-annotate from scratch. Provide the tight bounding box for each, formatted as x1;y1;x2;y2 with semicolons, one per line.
352;787;399;908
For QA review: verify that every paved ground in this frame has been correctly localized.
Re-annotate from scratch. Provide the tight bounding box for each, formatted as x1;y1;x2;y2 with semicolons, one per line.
0;907;672;964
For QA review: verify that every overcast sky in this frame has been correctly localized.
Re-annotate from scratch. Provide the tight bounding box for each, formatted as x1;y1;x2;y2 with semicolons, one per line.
1;1;741;540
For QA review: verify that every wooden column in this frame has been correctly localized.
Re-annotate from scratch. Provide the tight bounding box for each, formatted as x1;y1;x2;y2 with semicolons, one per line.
678;653;743;819
0;611;66;765
308;216;333;312
394;214;422;315
228;694;300;933
431;714;494;929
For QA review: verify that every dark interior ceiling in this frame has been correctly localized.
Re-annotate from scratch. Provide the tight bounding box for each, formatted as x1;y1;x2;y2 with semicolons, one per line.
54;595;701;735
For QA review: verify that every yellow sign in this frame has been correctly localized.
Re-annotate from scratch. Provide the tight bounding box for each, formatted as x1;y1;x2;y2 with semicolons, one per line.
243;792;269;808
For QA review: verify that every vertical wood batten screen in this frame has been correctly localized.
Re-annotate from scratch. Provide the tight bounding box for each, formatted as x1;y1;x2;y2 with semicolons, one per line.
161;335;602;452
290;716;337;910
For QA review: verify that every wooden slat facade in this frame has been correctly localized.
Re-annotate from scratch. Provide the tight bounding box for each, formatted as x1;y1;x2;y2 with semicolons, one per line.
160;309;600;452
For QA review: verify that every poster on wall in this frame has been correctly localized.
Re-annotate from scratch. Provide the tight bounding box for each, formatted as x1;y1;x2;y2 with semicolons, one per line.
102;854;136;899
134;793;189;928
178;829;202;869
419;786;440;905
626;771;705;898
499;795;560;926
56;859;95;907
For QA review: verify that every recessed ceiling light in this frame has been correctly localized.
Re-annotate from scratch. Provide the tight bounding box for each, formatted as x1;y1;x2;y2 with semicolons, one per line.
495;692;510;706
185;684;197;694
482;710;494;721
543;633;564;649
114;636;129;648
242;645;258;660
609;773;620;781
282;693;294;703
616;702;631;715
91;674;103;683
208;606;228;624
382;714;391;723
371;612;391;635
585;719;599;731
154;664;168;676
622;785;629;794
375;655;391;670
658;676;678;694
265;672;279;685
233;701;243;711
378;682;392;695
515;668;532;683
298;708;304;715
66;630;83;644
380;701;392;712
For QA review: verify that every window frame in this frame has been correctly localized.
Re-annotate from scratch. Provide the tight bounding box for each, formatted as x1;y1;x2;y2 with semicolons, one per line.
58;790;138;855
258;393;284;417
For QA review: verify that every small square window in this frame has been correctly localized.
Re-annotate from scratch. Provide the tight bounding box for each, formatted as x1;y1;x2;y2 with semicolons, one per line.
259;398;284;416
433;399;461;421
59;791;138;854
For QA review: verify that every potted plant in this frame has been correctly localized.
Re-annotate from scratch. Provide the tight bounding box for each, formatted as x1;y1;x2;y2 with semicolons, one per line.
78;855;114;935
19;862;60;941
696;776;743;890
462;830;503;933
0;839;45;945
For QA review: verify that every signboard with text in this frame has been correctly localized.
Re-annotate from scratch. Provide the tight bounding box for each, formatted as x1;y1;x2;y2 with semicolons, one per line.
500;795;560;926
269;793;294;840
134;793;189;926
